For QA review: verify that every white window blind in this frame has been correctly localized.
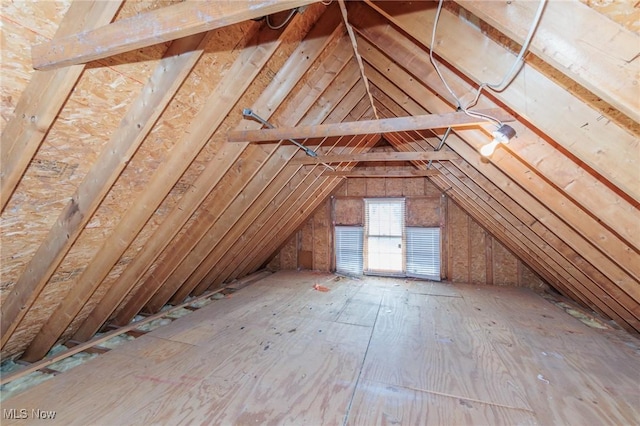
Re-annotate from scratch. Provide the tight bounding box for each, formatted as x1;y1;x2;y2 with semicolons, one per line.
335;226;363;276
406;227;441;281
364;198;405;275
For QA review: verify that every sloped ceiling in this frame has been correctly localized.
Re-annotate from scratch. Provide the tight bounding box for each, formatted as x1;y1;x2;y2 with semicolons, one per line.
1;0;638;362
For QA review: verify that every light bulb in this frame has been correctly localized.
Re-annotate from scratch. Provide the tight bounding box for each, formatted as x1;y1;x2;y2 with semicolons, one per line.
480;139;500;157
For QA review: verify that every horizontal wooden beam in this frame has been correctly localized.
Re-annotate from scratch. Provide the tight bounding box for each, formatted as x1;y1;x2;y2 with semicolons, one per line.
322;169;439;177
228;109;513;142
289;151;457;164
32;0;318;70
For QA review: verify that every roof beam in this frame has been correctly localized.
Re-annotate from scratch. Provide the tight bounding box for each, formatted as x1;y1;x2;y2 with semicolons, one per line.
367;63;640;330
144;50;364;313
19;16;290;362
322;169;439;177
289;151;457;164
454;0;640;123
232;133;378;281
373;95;637;330
364;52;640;301
200;102;376;288
78;15;347;333
359;1;639;203
1;1;122;212
352;5;639;262
228;109;513;142
190;106;377;296
32;0;319;70
1;34;208;350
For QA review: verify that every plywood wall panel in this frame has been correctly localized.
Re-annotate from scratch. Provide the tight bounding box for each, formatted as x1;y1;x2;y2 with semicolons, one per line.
492;239;519;286
347;178;366;196
333;181;347;197
0;1;70;134
448;201;469;283
469;221;486;284
301;219;314;253
406;197;440;227
520;261;550;291
402;177;424;196
335;198;363;226
366;178;386;197
424;179;441;197
385;177;404;197
313;200;331;271
280;235;298;270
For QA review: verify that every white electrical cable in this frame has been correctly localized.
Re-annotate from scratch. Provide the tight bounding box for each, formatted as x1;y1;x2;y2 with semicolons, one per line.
430;0;547;126
266;8;297;30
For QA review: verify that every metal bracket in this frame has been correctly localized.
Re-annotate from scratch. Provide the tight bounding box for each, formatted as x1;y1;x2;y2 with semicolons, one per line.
242;109;318;157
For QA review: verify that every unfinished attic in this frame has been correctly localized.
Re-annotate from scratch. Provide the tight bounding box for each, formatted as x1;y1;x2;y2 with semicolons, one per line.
1;0;639;423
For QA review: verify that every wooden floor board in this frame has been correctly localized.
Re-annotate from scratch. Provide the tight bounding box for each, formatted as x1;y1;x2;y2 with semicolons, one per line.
346;379;538;426
3;271;638;425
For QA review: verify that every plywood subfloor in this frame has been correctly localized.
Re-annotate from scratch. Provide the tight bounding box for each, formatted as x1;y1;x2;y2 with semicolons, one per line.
3;271;639;425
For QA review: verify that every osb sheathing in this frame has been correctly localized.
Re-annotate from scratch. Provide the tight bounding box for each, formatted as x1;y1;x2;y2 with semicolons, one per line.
66;4;333;342
1;1;330;357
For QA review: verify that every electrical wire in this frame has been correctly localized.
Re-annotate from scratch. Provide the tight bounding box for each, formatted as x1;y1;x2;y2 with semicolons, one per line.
429;0;547;126
266;8;298;30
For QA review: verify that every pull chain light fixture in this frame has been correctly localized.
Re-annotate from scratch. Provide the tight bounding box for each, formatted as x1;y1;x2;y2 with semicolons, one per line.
429;0;547;157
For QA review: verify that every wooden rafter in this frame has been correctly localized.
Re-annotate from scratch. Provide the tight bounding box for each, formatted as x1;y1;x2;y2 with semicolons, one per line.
75;12;346;337
367;57;640;331
228;109;513;142
143;40;362;314
192;103;376;293
375;99;614;315
356;30;639;253
0;34;208;349
190;129;377;295
0;1;122;212
233;132;379;281
365;54;640;302
32;0;320;70
224;103;378;281
374;91;637;330
358;1;639;203
289;151;457;164
455;0;640;123
354;13;640;282
20;16;290;362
